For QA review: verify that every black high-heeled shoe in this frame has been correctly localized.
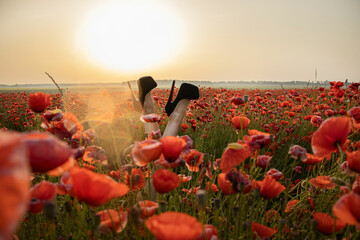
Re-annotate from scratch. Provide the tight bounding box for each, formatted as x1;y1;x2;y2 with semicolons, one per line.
137;76;157;107
165;80;199;116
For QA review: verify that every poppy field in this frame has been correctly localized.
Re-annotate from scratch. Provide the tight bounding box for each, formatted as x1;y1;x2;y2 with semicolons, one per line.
2;81;360;240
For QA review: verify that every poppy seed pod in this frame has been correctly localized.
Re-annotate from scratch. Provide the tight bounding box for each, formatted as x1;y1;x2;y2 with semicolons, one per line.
196;189;207;208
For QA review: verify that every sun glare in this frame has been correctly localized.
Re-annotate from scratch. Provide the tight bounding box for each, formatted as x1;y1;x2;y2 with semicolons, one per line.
76;1;186;73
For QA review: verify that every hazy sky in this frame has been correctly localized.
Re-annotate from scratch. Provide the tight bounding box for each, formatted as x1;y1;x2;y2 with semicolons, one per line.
0;0;359;84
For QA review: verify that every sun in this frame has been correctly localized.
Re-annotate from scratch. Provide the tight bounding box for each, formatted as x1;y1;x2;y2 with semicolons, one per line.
76;1;186;73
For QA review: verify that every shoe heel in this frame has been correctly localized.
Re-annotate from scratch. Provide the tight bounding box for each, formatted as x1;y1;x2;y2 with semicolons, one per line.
165;82;199;116
165;80;176;115
138;76;157;107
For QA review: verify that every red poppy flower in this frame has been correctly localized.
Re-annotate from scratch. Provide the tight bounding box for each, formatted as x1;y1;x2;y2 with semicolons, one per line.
131;139;162;167
284;199;300;213
348;106;360;125
288;145;307;161
21;132;73;173
346;150;360;173
225;169;252;194
251;222;277;239
82;146;108;165
243;134;272;151
152;169;179;194
96;209;128;233
140;113;161;123
196;224;218;240
217;173;236;195
302;153;324;165
145;211;203;240
29;181;57;213
178;174;192;183
248;129;271;136
160;136;186;162
266;169;284;180
0;132;30;238
232;116;250;130
62;167;129;206
181;124;189;132
230;95;245;106
138;200;159;218
309;176;336;189
125;168;145;191
52;112;84;139
220;142;251;173
183;149;204;172
258;176;285;199
311;116;351;160
256;155;271;168
332;192;360;225
313;212;346;235
28;92;51;113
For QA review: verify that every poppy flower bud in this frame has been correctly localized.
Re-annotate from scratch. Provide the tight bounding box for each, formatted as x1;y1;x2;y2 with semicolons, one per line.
288;145;307;161
133;174;140;185
213;198;221;208
180;159;186;167
242;221;250;231
232;206;240;217
130;206;141;226
159;201;167;212
284;178;292;187
43;201;57;221
196;189;207;208
125;165;133;176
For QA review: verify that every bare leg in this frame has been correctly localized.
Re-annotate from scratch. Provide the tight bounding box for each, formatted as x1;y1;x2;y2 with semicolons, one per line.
143;92;159;134
127;82;142;112
162;99;190;137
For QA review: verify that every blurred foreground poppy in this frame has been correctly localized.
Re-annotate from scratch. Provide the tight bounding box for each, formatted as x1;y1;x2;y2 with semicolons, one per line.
346;150;360;173
60;168;129;207
145;211;203;240
29;181;57;213
0;132;30;238
21;132;73;173
332;192;360;225
313;212;345;235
